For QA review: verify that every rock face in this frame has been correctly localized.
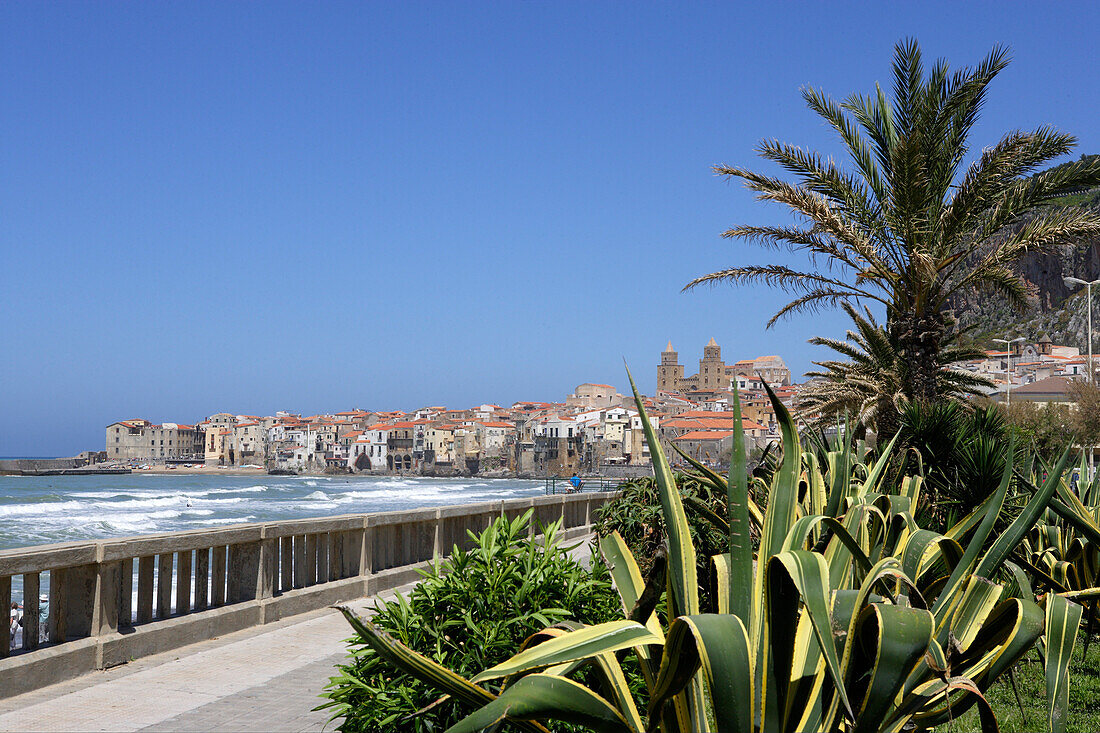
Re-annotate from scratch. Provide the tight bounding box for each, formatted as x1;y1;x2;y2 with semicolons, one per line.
953;238;1100;348
951;162;1100;348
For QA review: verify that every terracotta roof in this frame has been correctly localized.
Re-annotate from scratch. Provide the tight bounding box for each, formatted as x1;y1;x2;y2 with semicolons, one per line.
674;430;734;441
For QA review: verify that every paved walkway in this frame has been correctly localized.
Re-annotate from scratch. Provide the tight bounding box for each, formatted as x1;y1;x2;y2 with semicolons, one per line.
0;584;415;733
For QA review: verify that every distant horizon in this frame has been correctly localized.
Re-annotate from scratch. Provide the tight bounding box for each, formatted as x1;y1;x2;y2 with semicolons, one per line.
4;2;1099;456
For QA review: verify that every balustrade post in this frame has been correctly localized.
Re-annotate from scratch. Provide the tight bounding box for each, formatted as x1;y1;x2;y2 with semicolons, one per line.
176;550;192;615
432;509;442;558
0;576;10;657
316;534;329;584
119;558;133;627
137;556;154;623
212;545;227;606
194;549;209;611
92;560;121;636
156;554;173;618
22;573;39;650
361;525;372;576
305;535;318;586
259;534;277;600
293;535;307;588
280;537;293;591
228;541;262;603
48;567;67;643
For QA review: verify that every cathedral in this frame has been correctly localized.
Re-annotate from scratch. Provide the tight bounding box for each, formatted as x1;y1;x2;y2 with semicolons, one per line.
658;339;791;394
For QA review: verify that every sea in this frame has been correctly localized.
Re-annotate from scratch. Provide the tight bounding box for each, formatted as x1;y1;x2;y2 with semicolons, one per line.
0;473;546;611
0;473;546;551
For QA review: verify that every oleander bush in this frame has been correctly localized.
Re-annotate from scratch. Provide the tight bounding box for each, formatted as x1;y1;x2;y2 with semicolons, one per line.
318;510;623;732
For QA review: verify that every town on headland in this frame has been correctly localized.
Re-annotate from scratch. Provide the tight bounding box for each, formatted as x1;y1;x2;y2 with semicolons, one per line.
3;335;1081;479
82;340;795;478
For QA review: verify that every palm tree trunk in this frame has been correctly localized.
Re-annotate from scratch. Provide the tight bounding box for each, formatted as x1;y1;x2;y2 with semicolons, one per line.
874;399;900;447
893;312;945;404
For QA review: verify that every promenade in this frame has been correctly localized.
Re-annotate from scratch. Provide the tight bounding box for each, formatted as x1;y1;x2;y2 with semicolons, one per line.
0;534;598;732
0;582;415;732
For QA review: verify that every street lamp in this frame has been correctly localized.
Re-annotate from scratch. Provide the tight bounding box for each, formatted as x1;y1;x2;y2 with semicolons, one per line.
992;336;1026;406
1064;276;1100;384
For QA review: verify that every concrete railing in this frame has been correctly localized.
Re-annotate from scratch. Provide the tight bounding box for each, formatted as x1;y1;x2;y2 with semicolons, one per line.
0;491;614;699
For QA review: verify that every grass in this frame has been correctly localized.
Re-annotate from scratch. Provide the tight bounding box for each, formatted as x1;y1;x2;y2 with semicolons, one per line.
952;636;1100;732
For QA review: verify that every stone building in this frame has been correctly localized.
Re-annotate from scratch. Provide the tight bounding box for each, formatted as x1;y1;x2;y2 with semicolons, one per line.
105;420;203;462
565;383;624;410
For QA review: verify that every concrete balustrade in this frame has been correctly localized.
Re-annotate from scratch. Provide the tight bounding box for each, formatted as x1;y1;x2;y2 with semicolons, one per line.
0;491;614;699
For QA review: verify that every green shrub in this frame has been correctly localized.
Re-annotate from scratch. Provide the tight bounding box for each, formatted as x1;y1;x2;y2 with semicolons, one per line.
593;473;730;613
318;510;622;732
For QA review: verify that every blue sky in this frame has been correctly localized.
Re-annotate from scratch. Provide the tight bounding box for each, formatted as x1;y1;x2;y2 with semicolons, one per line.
2;2;1099;456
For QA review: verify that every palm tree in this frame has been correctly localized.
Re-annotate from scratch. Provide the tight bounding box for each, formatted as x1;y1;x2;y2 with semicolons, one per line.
799;302;992;439
687;40;1100;404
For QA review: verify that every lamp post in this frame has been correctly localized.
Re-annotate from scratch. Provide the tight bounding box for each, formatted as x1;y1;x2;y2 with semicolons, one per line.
993;336;1026;406
1064;276;1100;384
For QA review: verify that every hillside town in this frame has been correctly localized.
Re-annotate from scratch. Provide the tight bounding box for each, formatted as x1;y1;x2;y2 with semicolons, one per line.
103;340;797;476
99;334;1100;476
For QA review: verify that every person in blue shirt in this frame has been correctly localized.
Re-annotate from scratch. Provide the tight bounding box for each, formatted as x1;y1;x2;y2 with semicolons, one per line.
569;474;583;492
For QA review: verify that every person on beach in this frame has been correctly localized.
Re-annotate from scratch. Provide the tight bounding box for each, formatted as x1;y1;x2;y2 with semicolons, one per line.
9;602;21;650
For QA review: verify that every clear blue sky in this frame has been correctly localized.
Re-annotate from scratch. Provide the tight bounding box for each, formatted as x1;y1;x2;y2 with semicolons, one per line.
3;2;1099;456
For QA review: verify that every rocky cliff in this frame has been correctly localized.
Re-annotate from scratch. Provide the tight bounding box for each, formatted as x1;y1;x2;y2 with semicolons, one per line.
952;156;1100;349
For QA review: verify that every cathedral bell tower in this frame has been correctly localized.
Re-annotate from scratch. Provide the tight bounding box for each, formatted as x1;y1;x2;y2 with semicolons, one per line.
657;341;684;393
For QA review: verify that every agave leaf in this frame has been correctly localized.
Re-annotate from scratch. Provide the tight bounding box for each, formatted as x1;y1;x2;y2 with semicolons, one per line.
588;653;645;732
782;515;873;574
767;550;854;728
847;604;934;733
712;553;731;615
899;530;963;584
824;449;852;518
1060;586;1100;602
683;495;730;534
974;446;1072;581
943;575;1002;652
1045;594;1083;733
889;676;1001;733
472;620;664;683
934;440;1014;614
673;446;765;527
627;367;698;617
446;674;638;733
599;532;662;632
335;605;550;733
856;430;901;498
1049;497;1100;547
759;381;802;565
647;615;753;733
726;382;756;627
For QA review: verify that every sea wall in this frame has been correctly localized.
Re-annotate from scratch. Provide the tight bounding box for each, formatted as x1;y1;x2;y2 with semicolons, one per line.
0;491;614;699
0;458;83;474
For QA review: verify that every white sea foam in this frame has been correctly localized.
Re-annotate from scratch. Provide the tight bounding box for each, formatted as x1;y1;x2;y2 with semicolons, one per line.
304;490;330;500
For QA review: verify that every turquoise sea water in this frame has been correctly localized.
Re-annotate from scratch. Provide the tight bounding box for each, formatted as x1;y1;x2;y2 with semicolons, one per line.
0;474;545;552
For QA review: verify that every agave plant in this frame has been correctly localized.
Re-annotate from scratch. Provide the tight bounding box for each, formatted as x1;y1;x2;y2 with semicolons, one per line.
337;375;1084;733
